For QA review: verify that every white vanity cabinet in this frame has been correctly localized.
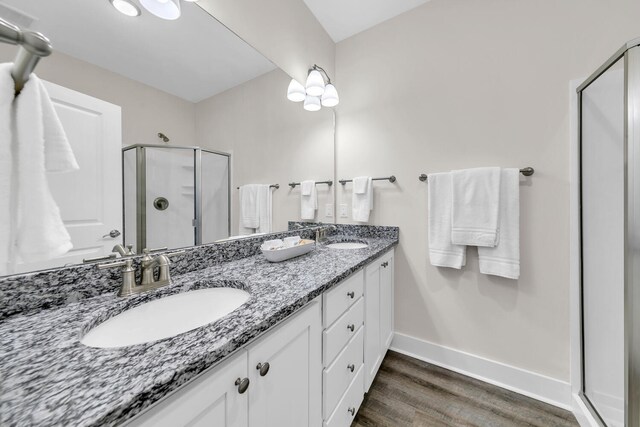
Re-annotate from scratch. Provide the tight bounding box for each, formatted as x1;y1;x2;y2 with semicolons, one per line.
126;300;321;427
364;250;394;392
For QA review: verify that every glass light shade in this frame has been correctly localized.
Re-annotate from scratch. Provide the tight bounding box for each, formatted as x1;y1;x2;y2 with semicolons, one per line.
109;0;141;16
287;79;306;102
305;69;325;97
303;95;322;112
140;0;181;20
321;84;339;107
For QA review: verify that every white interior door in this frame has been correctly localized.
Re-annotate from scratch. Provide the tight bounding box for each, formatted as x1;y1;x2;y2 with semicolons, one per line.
15;81;122;273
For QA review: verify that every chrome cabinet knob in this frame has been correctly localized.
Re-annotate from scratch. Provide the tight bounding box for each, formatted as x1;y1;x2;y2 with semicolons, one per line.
235;377;250;394
347;324;355;332
102;229;121;239
256;362;270;376
347;291;355;299
347;364;355;372
348;407;356;416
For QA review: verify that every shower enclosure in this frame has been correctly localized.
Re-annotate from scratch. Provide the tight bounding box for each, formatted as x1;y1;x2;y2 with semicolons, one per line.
578;38;640;426
122;145;230;253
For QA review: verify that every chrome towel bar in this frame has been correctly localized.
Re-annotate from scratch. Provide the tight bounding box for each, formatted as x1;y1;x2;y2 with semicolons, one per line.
289;180;333;188
339;176;396;185
236;184;279;189
418;167;534;182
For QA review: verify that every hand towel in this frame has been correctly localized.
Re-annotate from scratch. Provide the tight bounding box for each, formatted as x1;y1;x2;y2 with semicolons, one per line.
0;64;14;275
478;168;520;279
427;172;466;268
239;184;260;229
256;184;272;234
13;73;79;263
301;180;314;196
300;180;317;220
451;167;501;247
352;176;373;222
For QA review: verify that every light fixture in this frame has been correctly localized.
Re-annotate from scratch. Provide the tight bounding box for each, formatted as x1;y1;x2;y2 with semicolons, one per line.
288;65;339;111
305;69;325;97
109;0;141;17
303;95;321;112
140;0;181;20
321;83;339;107
287;79;306;102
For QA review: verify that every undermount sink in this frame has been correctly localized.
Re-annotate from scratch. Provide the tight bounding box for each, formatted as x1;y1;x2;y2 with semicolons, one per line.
326;241;368;250
81;288;250;348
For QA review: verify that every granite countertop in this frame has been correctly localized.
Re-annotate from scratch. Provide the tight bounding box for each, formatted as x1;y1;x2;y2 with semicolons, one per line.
0;234;397;427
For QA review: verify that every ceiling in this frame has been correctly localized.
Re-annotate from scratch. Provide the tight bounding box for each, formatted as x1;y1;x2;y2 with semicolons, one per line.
0;0;276;102
303;0;430;42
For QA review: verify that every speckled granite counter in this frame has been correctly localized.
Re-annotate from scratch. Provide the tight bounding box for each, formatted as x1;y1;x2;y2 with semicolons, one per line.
0;227;398;427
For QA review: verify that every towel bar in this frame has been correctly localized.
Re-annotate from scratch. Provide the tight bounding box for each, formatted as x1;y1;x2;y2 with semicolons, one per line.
236;184;279;190
418;167;534;182
289;180;333;188
339;176;396;185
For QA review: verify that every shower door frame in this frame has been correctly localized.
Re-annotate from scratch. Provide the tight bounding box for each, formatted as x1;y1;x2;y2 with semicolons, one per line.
577;38;640;427
122;144;231;252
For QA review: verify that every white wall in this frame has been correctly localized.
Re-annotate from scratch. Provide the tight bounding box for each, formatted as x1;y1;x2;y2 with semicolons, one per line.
0;46;197;147
334;0;640;382
198;0;335;84
195;69;335;234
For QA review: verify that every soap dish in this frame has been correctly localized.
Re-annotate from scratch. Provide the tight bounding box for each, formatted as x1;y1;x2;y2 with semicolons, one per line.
261;239;315;262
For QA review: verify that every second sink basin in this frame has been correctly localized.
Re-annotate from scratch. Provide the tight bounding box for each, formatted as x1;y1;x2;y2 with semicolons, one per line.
326;241;368;250
81;287;250;348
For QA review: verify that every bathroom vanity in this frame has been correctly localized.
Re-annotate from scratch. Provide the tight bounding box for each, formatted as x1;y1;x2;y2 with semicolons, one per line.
0;225;397;427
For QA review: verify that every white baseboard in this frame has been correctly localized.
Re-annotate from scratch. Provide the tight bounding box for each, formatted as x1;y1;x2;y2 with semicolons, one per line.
390;332;572;411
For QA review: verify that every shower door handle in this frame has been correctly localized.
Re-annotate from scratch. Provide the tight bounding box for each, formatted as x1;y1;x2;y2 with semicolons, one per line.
102;229;121;239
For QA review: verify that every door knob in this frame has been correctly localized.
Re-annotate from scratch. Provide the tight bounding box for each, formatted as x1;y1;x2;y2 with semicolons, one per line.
256;362;270;376
235;377;250;394
102;229;121;239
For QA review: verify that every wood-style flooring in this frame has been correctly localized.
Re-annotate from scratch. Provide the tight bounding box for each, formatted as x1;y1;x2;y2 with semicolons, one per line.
352;351;578;427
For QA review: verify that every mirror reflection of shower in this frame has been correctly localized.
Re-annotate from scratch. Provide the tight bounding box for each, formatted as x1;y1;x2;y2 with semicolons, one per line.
123;145;230;253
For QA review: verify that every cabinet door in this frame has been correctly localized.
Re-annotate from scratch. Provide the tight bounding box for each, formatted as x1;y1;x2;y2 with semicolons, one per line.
126;350;248;427
248;301;322;427
380;253;394;351
364;263;381;392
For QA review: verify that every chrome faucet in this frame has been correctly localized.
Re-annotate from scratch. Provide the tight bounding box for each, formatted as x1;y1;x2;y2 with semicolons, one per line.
98;248;185;297
315;225;337;243
112;244;135;257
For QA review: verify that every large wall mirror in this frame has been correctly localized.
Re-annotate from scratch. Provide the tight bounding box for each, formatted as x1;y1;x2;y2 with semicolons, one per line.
0;0;335;276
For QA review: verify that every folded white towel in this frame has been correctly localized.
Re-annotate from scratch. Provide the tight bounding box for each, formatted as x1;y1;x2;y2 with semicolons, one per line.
256;184;272;234
427;173;466;268
353;176;369;194
283;236;301;248
301;180;314;196
352;176;373;222
478;169;520;279
261;239;284;250
13;73;79;263
300;180;317;220
239;184;260;229
451;167;501;247
0;64;14;275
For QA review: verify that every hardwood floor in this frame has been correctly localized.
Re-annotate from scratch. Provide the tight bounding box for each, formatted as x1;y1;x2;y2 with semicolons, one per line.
352;351;578;427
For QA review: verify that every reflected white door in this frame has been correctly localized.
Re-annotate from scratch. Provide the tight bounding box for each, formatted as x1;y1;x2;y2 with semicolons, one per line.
15;81;122;273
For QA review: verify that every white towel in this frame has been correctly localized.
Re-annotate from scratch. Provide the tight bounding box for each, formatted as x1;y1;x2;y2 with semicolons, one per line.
12;73;79;264
301;180;314;196
256;184;272;234
0;64;14;275
239;184;260;229
427;173;466;268
451;167;501;247
478;169;520;279
300;180;317;220
352;176;373;222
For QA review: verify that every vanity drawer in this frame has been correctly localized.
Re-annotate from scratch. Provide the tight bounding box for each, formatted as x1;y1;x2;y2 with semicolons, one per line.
323;270;364;328
323;326;364;419
323;297;364;364
324;364;364;427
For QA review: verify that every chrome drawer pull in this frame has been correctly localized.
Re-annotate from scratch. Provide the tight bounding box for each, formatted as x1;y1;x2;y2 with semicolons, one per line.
347;291;355;299
256;362;270;376
347;364;355;372
347;324;355;332
235;377;250;394
348;407;356;416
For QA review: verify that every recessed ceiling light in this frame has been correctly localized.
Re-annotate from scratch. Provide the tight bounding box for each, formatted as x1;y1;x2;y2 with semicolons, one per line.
140;0;181;20
109;0;141;17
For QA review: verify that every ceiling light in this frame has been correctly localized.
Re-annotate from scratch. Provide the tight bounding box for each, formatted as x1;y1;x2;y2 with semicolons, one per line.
287;79;306;102
109;0;141;17
321;83;339;107
303;95;321;112
140;0;181;20
305;69;325;97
